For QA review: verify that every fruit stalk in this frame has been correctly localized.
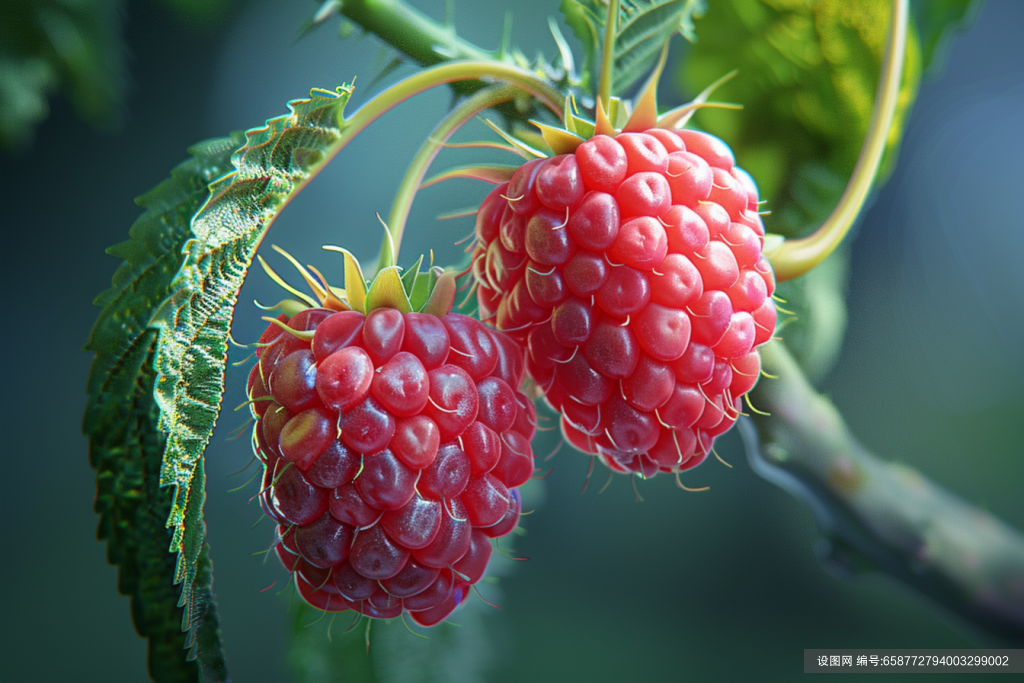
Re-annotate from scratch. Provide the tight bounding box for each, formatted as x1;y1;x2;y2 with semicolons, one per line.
743;341;1024;645
343;60;563;150
383;84;530;267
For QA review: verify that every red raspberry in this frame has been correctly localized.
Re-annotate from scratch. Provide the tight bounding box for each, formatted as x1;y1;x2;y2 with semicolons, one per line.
473;128;775;477
249;267;534;626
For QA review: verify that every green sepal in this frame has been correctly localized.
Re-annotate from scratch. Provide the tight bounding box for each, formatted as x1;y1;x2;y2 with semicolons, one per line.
420;165;518;189
621;42;668;132
256;298;310;318
364;265;414;313
408;266;437;312
533;120;585;155
563;96;578;134
607;96;631;129
568;113;596;139
333;247;368;312
420;270;457;317
401;254;425;292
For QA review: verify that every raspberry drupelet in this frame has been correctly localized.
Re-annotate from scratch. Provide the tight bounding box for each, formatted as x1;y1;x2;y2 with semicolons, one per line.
473;126;775;478
249;255;535;626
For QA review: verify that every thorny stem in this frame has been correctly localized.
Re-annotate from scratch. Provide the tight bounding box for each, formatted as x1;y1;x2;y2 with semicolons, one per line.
742;342;1024;645
766;0;909;282
384;85;528;265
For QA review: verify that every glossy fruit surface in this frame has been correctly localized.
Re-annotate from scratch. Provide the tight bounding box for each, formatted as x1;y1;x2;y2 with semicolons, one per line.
250;306;534;625
473;128;775;477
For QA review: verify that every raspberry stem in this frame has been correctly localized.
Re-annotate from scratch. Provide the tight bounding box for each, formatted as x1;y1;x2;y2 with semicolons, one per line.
383;85;548;267
766;0;909;282
327;61;561;272
335;0;569;126
597;0;620;112
343;61;563;149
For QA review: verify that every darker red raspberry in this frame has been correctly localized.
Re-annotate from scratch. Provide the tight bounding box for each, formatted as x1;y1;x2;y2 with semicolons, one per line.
249;305;534;626
473;128;775;477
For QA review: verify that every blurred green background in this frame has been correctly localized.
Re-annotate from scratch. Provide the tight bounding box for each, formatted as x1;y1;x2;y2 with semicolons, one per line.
1;0;1021;680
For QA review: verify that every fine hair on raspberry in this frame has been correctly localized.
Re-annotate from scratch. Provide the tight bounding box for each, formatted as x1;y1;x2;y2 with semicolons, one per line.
248;301;536;626
473;127;776;478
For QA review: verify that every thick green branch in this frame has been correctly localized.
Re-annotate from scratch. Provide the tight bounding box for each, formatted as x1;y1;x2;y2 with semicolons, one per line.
742;342;1024;645
336;0;556;123
339;0;494;66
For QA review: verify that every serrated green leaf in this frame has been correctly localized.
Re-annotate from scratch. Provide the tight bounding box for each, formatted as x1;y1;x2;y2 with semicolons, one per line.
84;133;242;681
87;84;356;680
681;0;922;376
560;0;705;96
150;85;354;646
0;0;123;151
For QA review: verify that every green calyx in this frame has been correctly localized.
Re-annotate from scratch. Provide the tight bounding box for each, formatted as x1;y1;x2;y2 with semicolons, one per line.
529;40;739;155
256;241;457;331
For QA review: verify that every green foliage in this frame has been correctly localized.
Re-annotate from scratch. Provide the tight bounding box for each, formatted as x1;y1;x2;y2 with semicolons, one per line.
560;0;705;95
0;0;123;150
680;0;922;375
151;84;353;655
913;0;981;76
0;0;240;152
85;85;354;679
682;0;921;238
84;133;244;681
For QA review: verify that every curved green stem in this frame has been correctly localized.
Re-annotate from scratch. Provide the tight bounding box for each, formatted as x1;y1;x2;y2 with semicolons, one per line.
767;0;908;282
597;0;620;108
278;61;563;256
343;60;563;143
336;0;558;126
383;85;527;266
336;62;560;272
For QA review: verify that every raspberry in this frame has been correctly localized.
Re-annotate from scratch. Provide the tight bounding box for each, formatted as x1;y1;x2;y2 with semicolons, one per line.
473;127;775;477
249;257;535;626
